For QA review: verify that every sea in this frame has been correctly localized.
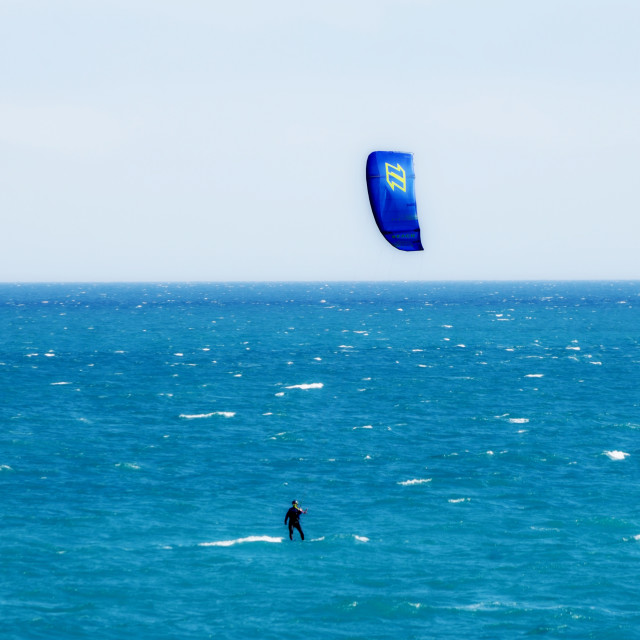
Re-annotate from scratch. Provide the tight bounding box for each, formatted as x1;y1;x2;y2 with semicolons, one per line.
1;281;640;639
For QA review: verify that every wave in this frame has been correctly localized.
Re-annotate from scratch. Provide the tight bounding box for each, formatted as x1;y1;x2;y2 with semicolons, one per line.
603;450;629;461
199;536;283;547
397;478;432;486
179;411;236;419
284;383;324;390
199;534;369;547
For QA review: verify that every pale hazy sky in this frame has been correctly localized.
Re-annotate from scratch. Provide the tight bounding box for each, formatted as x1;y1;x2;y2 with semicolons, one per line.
2;0;639;281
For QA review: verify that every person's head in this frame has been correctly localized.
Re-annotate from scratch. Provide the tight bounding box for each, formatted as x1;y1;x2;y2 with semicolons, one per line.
292;500;298;506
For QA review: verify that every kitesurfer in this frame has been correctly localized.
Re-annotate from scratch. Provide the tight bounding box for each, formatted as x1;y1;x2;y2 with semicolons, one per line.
284;500;307;540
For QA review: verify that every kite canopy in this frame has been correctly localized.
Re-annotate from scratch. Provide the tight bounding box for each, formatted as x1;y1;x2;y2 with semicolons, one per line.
366;151;423;251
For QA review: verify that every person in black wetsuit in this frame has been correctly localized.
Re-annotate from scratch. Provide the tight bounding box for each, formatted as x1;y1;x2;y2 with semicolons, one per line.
284;500;307;540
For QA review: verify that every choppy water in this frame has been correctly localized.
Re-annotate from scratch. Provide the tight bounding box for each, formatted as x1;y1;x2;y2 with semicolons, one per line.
2;281;640;639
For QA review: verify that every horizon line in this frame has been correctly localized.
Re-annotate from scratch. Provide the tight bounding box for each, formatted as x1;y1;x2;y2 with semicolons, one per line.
2;278;640;285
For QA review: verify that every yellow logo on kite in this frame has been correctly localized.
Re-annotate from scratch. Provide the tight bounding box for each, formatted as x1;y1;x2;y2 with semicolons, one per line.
385;162;406;192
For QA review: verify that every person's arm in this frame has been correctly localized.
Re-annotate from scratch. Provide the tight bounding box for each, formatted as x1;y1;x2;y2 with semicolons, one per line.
284;510;289;524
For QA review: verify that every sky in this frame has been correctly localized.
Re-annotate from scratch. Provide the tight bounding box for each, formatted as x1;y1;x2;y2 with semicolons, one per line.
1;0;639;282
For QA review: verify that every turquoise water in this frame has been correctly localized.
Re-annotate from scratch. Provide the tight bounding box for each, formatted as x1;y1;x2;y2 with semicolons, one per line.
2;281;640;639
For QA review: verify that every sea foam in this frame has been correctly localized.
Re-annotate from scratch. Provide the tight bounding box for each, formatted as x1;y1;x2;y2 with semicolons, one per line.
180;412;236;419
603;450;629;461
199;536;283;547
285;383;324;390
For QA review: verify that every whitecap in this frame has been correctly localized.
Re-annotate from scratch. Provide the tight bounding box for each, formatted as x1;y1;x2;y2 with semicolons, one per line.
398;478;432;486
508;418;529;424
353;425;373;430
179;411;236;419
0;465;13;471
285;383;324;390
604;450;629;461
525;374;544;378
275;392;285;397
448;498;469;503
116;462;140;470
354;535;369;542
51;381;72;386
199;535;283;547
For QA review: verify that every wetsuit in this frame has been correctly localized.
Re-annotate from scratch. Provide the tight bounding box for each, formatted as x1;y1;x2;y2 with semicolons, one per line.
284;506;304;540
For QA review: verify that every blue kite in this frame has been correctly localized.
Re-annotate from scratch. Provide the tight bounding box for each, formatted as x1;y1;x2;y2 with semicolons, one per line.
366;151;423;251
